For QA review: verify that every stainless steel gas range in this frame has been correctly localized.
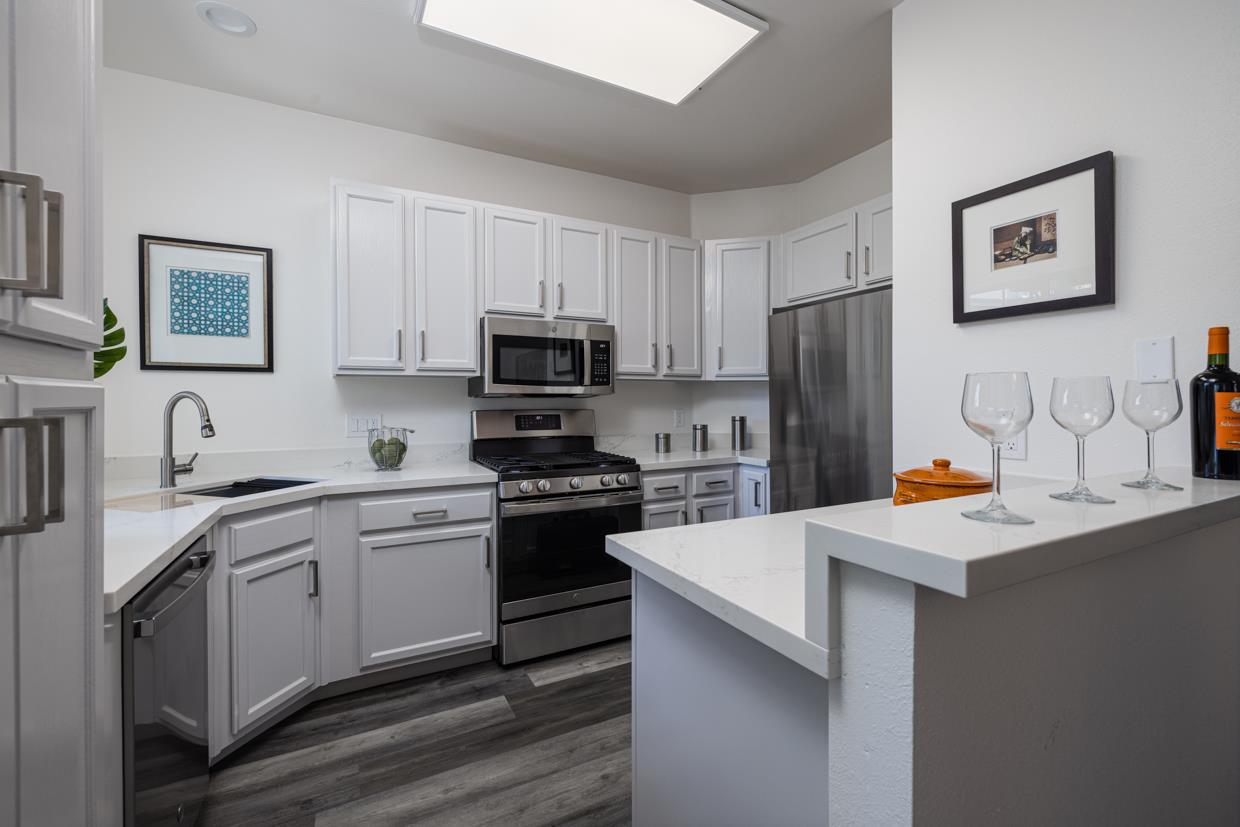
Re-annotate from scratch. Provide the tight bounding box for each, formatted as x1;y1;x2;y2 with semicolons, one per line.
471;409;640;664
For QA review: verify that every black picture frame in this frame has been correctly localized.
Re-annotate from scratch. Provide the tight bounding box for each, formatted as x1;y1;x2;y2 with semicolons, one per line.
952;151;1114;324
138;234;274;372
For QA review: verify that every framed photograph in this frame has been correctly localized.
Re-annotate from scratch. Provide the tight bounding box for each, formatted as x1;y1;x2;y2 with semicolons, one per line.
138;235;273;371
952;151;1114;323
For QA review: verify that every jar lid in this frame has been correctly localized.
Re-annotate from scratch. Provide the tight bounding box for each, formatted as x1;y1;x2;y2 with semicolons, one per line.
893;458;991;487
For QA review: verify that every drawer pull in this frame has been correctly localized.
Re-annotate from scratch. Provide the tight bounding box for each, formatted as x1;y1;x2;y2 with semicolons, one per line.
705;480;728;488
412;507;449;519
654;485;681;493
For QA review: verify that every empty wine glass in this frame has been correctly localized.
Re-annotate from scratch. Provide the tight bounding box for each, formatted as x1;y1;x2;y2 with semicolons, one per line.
1120;379;1183;491
1048;376;1115;503
960;372;1035;524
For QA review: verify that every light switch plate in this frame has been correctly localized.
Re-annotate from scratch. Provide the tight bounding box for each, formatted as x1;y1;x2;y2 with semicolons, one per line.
345;413;382;438
1135;336;1175;383
1000;431;1027;461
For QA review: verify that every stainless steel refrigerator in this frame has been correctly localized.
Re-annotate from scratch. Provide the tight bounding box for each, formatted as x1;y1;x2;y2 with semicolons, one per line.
768;286;892;513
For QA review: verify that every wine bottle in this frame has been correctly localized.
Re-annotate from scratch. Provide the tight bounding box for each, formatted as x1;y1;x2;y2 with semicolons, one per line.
1190;326;1240;479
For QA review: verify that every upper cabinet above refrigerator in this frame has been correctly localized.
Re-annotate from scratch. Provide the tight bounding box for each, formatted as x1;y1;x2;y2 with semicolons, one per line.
0;0;101;350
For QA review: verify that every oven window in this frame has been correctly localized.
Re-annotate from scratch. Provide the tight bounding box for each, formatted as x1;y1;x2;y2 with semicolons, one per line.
500;503;636;605
492;335;584;387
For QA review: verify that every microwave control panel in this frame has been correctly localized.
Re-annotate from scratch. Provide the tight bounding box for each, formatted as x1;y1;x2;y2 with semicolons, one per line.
589;340;611;386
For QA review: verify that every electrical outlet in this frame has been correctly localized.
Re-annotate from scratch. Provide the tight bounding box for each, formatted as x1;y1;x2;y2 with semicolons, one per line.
1135;336;1175;383
345;413;382;438
999;431;1027;461
672;408;687;429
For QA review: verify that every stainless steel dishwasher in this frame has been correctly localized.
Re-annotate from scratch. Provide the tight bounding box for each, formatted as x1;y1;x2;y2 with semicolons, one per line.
122;537;214;825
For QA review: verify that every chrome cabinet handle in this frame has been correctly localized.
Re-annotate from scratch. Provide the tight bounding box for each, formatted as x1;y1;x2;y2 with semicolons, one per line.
864;245;871;276
717;345;723;370
845;250;852;280
420;329;427;361
654;485;680;493
412;507;449;519
0;417;46;537
651;342;657;370
705;479;727;488
42;417;65;524
558;282;565;309
308;560;320;598
484;535;491;569
754;481;761;508
538;279;545;308
666;344;673;370
680;510;687;524
396;329;402;361
0;172;63;298
697;507;704;523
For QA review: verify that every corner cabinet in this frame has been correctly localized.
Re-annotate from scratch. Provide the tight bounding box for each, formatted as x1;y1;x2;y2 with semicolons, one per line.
858;194;893;284
705;237;771;379
332;182;406;370
782;209;855;303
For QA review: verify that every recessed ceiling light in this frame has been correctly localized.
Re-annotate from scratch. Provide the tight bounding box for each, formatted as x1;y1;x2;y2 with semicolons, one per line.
414;0;767;105
195;1;257;37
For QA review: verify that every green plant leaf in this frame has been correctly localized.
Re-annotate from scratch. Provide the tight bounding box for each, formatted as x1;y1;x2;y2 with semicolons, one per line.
94;298;127;379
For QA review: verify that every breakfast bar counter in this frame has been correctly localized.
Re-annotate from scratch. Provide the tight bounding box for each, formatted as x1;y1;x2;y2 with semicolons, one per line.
607;468;1240;826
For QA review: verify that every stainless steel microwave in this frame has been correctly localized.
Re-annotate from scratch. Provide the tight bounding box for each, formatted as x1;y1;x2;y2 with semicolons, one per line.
468;317;615;398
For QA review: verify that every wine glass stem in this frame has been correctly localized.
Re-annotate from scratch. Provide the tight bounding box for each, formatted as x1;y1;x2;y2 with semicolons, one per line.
1075;435;1086;487
1146;431;1156;478
990;442;1003;509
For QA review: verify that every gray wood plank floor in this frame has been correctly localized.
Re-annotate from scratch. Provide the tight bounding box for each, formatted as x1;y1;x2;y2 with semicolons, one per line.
202;641;633;826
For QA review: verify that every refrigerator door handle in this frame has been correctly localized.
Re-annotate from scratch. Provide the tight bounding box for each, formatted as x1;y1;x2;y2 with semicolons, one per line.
0;417;47;536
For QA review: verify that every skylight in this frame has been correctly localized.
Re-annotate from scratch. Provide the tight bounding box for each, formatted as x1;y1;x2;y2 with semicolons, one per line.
415;0;767;105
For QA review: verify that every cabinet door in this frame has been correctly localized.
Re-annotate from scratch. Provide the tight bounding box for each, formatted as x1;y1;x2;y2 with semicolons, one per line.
1;0;100;349
483;207;547;316
782;210;855;303
1;377;103;825
611;227;658;376
413;197;478;372
358;523;493;668
660;236;702;377
692;494;735;524
707;238;769;378
739;467;769;517
552;217;607;321
230;545;318;732
333;182;406;370
642;500;687;530
859;194;893;284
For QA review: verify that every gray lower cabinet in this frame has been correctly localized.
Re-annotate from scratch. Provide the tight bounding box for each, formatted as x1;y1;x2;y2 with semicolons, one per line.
642;499;688;530
739;467;770;517
692;494;735;524
229;543;319;732
358;523;493;668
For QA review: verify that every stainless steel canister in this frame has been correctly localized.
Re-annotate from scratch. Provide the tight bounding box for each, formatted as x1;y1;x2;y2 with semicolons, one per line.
655;433;671;453
692;424;708;453
731;416;747;451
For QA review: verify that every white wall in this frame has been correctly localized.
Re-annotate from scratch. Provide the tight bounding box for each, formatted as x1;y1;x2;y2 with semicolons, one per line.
101;69;693;457
689;141;892;239
891;0;1240;479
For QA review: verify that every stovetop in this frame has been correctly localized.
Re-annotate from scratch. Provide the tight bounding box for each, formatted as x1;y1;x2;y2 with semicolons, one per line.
473;450;636;475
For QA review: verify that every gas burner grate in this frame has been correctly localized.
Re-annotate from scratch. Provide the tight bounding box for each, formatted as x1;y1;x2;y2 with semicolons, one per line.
473;451;636;474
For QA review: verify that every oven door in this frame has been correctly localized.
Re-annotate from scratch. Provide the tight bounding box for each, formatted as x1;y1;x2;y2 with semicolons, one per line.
499;490;640;621
469;317;614;397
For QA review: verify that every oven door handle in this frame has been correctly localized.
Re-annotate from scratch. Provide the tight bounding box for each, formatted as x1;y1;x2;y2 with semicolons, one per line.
500;490;644;517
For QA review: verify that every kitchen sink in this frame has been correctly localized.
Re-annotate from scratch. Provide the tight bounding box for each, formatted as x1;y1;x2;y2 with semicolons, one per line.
191;477;318;498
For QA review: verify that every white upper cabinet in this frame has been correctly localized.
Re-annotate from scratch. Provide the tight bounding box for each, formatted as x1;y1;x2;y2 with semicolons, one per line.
706;238;770;379
612;227;658;376
483;207;547;317
552;217;608;321
660;236;702;377
0;0;100;349
859;193;893;284
413;197;478;372
333;182;406;370
781;209;855;304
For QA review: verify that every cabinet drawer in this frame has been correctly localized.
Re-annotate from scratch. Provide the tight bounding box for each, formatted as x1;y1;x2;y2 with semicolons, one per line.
225;504;317;565
642;472;687;501
692;468;734;496
358;488;493;532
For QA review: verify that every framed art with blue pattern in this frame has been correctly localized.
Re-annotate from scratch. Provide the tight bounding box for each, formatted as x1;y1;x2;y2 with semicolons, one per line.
139;235;274;371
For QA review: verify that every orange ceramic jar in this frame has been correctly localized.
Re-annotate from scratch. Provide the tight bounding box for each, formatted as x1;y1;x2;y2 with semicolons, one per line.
893;458;992;506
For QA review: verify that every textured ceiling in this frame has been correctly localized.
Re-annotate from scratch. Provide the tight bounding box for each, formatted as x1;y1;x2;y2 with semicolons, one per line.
103;0;894;193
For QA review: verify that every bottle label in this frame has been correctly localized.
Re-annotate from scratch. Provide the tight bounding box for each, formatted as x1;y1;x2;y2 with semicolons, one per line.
1218;392;1240;451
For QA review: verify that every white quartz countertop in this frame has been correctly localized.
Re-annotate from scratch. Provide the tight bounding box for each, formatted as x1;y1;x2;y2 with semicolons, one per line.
103;461;498;614
623;446;769;470
807;467;1240;598
606;497;887;678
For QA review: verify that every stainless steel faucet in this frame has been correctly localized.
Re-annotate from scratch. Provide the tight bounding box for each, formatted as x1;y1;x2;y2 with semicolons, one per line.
161;391;215;488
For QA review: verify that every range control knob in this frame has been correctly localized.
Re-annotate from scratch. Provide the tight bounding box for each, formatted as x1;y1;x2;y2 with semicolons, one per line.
599;475;613;487
615;473;629;486
518;480;533;494
536;479;552;493
569;476;584;490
